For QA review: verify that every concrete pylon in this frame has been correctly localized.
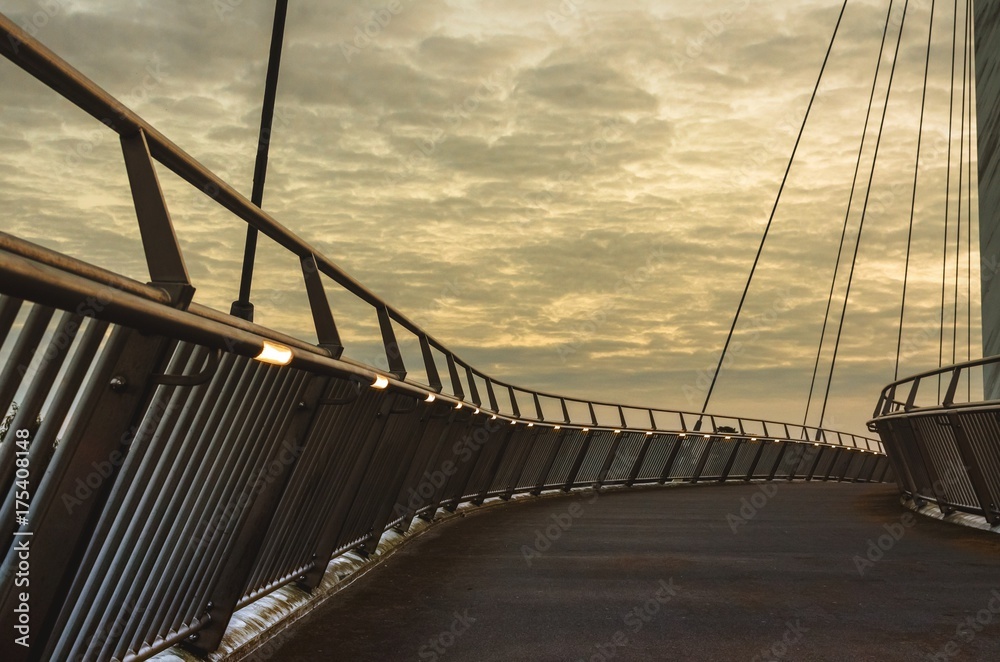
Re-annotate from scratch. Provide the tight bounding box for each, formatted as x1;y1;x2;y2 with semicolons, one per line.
976;1;1000;397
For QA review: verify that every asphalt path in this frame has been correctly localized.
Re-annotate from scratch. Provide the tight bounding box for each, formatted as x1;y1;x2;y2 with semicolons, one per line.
269;483;1000;661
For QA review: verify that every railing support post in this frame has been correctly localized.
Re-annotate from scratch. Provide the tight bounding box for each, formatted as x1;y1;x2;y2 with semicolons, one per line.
627;434;655;487
659;435;684;485
823;447;845;482
690;436;716;483
391;404;454;532
805;445;825;481
361;404;435;549
473;424;516;505
532;429;568;495
595;433;623;490
745;440;768;482
298;391;397;590
120;129;195;307
300;254;343;357
440;414;490;511
874;457;892;483
899;419;952;510
718;440;743;483
186;374;330;655
948;413;1000;524
874;421;915;496
563;430;592;491
0;329;173;659
503;427;540;500
767;442;788;481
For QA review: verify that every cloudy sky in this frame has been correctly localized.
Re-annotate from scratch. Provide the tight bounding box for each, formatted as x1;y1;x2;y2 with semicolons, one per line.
0;0;983;435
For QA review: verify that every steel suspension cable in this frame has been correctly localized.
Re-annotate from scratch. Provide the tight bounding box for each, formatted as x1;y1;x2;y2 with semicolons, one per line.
894;0;937;381
804;0;898;427
966;0;974;400
699;0;850;419
939;0;960;387
818;0;911;429
953;0;970;366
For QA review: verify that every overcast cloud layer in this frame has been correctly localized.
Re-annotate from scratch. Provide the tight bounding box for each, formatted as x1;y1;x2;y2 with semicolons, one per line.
0;0;984;434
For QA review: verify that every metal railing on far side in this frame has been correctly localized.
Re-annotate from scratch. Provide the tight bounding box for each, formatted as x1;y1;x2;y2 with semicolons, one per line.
869;356;1000;526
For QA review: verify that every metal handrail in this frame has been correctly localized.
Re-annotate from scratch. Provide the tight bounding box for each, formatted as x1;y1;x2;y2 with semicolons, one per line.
0;228;880;450
0;12;895;662
0;12;880;452
870;353;1000;420
869;360;1000;527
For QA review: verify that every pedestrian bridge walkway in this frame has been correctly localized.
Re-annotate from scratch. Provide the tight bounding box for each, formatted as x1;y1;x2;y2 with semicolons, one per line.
2;5;999;660
269;483;1000;662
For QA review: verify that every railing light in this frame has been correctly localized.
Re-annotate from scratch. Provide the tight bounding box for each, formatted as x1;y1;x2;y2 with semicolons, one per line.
614;429;621;434
372;375;389;389
646;431;654;436
554;426;562;430
425;393;436;403
255;341;293;365
528;422;534;427
750;437;757;442
455;402;463;410
724;436;731;440
703;434;710;439
491;414;498;420
583;427;590;432
474;408;480;414
679;433;686;438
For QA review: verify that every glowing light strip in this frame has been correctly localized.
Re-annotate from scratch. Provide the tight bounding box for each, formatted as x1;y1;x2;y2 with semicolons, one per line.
255;341;293;366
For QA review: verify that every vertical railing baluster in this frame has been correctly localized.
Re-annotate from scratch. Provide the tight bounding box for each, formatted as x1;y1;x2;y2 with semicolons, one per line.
563;430;592;491
745;440;767;482
718;439;743;483
690;435;716;483
594;432;623;490
532;429;567;495
627;434;655;487
658;436;684;485
0;328;173;660
187;373;328;655
298;391;397;590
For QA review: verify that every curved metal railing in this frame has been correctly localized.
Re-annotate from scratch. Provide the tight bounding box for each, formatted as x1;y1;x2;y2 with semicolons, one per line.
0;13;883;449
871;354;995;417
0;14;890;662
869;355;1000;526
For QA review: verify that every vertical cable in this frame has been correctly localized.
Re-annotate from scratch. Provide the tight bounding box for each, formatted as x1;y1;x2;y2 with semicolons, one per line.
805;0;898;427
895;0;937;381
953;0;970;367
939;0;960;393
966;0;974;400
699;0;850;418
818;0;911;429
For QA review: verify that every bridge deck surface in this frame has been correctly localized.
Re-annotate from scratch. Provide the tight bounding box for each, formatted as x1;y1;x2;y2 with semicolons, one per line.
270;483;1000;661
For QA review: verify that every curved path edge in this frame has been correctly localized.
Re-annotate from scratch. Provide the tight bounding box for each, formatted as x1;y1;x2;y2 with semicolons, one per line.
151;482;705;661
